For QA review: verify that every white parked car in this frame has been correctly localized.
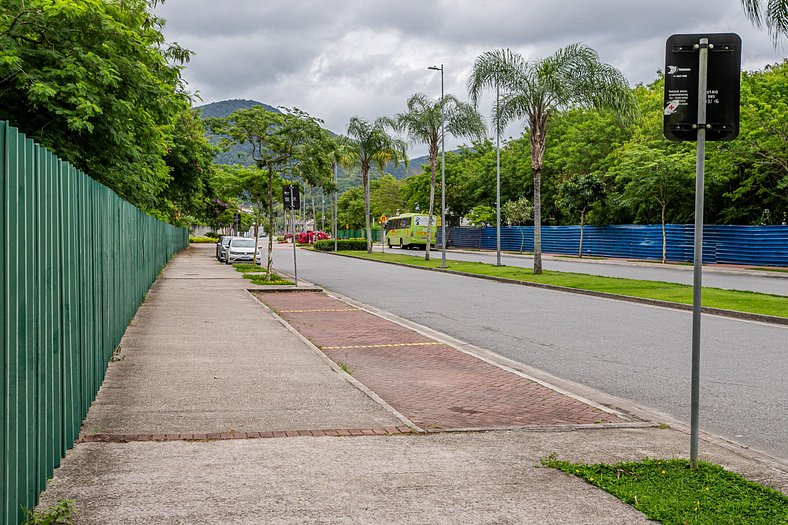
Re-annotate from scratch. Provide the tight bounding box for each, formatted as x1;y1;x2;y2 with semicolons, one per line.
225;238;256;264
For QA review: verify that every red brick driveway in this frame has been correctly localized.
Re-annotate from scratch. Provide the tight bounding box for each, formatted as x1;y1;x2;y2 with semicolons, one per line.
256;291;625;430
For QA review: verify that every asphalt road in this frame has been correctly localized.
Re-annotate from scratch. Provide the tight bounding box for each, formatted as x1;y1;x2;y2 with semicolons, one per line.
268;245;788;460
373;245;788;296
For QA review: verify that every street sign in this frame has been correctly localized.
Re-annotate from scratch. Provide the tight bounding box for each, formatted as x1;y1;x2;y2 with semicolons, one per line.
379;214;388;224
663;33;741;141
283;185;301;210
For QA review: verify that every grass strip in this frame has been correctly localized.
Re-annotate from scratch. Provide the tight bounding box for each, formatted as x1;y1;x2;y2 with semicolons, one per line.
747;266;788;274
542;457;788;525
233;263;266;273
243;272;293;286
338;251;788;318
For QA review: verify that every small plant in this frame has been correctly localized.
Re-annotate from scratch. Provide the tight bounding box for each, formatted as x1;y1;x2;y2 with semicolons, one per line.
658;422;670;429
335;359;356;376
110;345;124;362
205;231;219;239
24;499;76;525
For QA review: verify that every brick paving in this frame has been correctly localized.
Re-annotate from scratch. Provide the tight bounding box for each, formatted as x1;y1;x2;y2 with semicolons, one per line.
256;291;623;430
76;426;413;443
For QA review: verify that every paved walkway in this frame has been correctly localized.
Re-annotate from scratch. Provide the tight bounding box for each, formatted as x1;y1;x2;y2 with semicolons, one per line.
37;244;787;524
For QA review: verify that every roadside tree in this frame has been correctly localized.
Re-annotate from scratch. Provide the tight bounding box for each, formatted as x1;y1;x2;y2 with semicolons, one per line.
209;106;334;279
344;117;407;253
558;174;605;257
468;44;634;273
391;93;486;261
502;197;534;253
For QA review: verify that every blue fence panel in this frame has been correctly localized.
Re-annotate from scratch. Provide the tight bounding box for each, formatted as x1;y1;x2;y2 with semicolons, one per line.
446;224;788;267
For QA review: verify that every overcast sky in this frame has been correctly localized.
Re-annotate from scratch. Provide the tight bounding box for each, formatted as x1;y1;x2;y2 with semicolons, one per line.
156;0;785;156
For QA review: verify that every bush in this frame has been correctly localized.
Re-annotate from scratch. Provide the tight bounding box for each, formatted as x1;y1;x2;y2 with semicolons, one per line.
189;236;216;243
314;239;368;252
205;231;219;239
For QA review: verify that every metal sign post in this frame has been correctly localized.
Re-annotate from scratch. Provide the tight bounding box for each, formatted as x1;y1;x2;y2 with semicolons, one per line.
664;33;741;469
283;185;301;286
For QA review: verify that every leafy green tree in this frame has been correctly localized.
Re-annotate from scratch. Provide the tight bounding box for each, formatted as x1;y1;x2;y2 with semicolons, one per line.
741;0;788;44
501;197;534;253
160;109;218;225
210;106;334;278
391;93;486;260
337;187;366;230
0;0;191;209
612;145;694;263
343;117;407;253
371;174;405;218
558;174;605;257
467;205;496;227
705;61;787;224
469;44;635;273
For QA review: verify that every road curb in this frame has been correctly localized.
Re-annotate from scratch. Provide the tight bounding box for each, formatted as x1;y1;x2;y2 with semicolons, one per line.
328;252;787;326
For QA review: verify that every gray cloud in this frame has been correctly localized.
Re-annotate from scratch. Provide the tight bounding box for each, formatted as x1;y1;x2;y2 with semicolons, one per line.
156;0;785;155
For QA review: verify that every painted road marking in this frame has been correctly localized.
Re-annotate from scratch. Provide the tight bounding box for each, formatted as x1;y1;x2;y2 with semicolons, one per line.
279;308;359;313
320;342;444;350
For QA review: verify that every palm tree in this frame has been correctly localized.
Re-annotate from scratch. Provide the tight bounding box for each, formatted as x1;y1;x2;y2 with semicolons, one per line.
344;117;407;253
392;93;486;261
741;0;788;45
468;44;634;274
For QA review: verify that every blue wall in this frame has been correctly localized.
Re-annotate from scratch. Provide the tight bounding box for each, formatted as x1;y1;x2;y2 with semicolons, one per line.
441;225;788;266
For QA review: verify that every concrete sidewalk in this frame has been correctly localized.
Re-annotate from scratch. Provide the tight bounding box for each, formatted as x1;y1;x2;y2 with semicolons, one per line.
37;244;787;524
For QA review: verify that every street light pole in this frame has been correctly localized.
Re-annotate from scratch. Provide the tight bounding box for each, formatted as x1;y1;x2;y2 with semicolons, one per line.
495;82;501;266
428;64;447;268
333;163;338;253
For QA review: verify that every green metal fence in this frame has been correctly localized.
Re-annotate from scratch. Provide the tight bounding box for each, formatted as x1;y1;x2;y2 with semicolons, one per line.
336;228;380;241
1;121;188;525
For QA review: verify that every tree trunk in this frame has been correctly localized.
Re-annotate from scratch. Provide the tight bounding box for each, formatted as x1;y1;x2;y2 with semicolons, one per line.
425;147;437;262
530;115;547;274
253;218;260;266
266;168;274;280
363;164;372;254
311;186;316;242
578;210;585;258
661;204;667;264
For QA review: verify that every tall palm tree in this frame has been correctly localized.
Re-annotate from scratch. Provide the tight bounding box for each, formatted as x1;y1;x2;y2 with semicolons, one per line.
468;44;634;274
392;93;486;261
741;0;788;45
344;117;407;253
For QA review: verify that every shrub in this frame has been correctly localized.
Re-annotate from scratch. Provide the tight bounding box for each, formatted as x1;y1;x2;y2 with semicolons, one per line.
204;231;219;239
189;236;216;243
314;239;368;252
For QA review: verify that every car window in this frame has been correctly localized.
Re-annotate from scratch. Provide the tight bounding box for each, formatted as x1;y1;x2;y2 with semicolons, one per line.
231;239;255;248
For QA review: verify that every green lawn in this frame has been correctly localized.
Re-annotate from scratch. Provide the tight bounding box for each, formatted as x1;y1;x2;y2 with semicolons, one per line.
337;251;788;318
543;457;788;525
232;264;292;285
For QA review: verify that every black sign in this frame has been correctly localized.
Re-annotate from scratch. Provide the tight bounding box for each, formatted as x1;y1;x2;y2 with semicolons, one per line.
663;33;741;141
283;185;301;210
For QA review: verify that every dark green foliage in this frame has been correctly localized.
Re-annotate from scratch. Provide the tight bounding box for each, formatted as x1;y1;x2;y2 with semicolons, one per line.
0;0;192;209
314;239;368;251
543;457;788;525
24;499;75;525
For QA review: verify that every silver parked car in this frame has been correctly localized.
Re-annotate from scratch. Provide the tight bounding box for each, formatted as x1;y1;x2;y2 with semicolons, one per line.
216;235;236;262
225;237;256;264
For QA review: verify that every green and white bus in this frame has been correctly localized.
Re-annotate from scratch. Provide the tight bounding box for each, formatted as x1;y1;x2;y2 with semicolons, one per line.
384;213;440;249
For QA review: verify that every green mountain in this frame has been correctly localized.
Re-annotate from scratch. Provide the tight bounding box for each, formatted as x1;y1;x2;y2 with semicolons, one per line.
197;98;429;180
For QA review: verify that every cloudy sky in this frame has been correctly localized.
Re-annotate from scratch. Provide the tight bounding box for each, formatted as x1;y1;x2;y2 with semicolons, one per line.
156;0;785;156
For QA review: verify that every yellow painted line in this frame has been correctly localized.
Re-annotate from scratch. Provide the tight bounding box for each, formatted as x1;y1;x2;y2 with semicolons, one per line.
278;308;359;313
320;342;443;350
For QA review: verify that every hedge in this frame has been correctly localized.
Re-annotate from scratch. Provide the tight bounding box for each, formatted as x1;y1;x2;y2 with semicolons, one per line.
189;236;217;243
314;239;368;252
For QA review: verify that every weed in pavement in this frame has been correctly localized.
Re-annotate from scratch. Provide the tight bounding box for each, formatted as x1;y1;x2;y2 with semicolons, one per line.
24;499;75;525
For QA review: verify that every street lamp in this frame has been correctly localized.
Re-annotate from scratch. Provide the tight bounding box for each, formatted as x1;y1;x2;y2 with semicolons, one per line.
428;64;447;268
495;82;502;266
